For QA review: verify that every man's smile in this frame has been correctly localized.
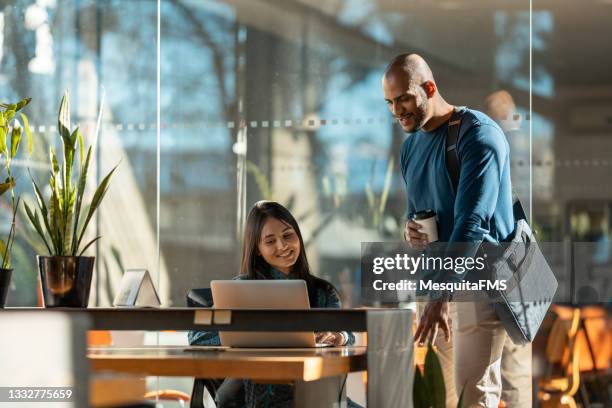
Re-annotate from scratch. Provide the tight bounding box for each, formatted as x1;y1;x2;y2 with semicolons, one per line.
398;113;414;126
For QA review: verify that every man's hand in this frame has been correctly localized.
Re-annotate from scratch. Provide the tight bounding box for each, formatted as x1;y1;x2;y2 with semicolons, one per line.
404;220;429;250
414;300;451;346
315;332;345;346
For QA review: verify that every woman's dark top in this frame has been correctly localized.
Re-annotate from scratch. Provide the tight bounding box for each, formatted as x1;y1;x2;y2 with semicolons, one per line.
188;269;355;408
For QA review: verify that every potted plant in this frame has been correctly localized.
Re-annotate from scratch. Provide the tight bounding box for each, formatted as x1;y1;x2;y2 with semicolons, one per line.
0;97;32;308
414;343;465;408
24;91;118;307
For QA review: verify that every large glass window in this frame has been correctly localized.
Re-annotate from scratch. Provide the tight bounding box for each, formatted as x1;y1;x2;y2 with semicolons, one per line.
3;0;542;307
5;0;611;306
4;0;612;404
1;0;159;306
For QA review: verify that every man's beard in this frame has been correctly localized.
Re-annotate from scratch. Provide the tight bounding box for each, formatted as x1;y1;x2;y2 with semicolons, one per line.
413;98;428;131
404;87;429;133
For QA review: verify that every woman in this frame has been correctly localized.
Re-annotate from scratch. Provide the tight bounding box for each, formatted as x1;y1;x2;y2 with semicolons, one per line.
189;200;354;408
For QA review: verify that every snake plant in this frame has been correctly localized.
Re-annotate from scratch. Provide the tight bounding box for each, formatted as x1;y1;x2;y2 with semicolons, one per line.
414;343;465;408
24;91;118;257
1;97;33;269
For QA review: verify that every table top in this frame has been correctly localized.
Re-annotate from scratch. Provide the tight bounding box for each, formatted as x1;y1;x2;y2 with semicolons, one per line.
89;345;367;381
6;308;410;332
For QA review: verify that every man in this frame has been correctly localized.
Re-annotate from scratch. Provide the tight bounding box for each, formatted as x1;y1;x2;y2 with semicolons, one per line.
382;54;522;407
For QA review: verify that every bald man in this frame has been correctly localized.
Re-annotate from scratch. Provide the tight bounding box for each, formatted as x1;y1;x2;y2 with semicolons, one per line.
383;54;521;407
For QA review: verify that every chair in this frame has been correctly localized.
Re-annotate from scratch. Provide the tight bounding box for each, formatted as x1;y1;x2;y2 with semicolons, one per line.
576;306;611;372
187;288;214;408
187;288;213;308
143;390;191;407
538;307;582;408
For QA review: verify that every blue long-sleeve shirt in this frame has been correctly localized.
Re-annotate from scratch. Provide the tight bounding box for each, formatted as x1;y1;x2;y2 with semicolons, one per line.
188;269;355;408
400;108;515;283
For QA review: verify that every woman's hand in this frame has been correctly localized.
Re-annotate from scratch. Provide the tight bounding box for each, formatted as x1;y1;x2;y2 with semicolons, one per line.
315;331;345;346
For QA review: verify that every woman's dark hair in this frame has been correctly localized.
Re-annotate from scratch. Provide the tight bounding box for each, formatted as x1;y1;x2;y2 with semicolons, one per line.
240;200;336;307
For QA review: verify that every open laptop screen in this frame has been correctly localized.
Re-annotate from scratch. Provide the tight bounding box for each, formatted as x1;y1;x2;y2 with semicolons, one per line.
210;280;315;348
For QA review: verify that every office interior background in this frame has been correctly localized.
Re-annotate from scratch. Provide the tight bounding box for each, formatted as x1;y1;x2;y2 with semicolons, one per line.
2;0;610;308
0;0;611;404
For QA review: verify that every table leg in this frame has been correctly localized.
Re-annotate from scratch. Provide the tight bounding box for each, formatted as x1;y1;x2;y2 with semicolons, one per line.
294;375;345;408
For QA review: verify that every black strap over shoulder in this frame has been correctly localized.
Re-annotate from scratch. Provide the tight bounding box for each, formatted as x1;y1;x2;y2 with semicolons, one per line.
444;107;529;223
445;107;464;194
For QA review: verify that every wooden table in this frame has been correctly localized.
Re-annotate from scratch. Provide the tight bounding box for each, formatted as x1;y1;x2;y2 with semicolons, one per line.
14;308;413;407
90;345;367;381
89;345;367;407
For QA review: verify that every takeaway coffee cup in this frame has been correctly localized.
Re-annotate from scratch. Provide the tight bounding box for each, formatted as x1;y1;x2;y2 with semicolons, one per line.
412;210;438;243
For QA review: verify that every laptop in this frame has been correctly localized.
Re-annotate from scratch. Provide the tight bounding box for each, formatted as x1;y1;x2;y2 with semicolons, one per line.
210;280;321;348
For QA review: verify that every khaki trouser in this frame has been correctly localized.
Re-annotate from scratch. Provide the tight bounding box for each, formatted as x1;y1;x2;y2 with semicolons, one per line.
417;301;532;408
501;337;532;407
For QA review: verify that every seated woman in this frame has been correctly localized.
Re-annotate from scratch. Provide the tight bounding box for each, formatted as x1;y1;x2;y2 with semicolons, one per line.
189;200;355;408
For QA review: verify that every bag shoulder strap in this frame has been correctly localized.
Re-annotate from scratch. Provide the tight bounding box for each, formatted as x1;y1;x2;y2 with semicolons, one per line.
445;107;464;195
444;107;529;223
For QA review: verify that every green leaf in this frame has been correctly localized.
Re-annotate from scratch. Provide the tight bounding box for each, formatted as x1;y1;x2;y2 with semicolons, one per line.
62;130;76;228
50;147;60;175
58;91;71;146
0;125;7;157
5;110;15;121
365;181;375;209
1;197;20;269
71;146;92;255
49;174;65;255
424;343;446;408
0;239;8;269
76;165;118;252
10;126;21;158
413;366;430;408
456;384;465;408
79;236;101;256
77;128;84;167
30;176;56;253
0;177;15;196
58;92;75;223
246;160;274;200
20;113;33;155
23;201;53;255
31;174;48;218
63;187;76;254
15;97;31;111
70;127;80;148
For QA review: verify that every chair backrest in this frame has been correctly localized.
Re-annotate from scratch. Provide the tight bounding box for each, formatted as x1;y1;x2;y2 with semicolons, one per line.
185;289;213;407
544;308;581;395
578;306;611;371
546;309;580;363
186;288;213;307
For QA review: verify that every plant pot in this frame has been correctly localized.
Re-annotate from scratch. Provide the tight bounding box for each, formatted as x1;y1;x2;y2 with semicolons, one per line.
0;268;12;308
38;256;94;308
